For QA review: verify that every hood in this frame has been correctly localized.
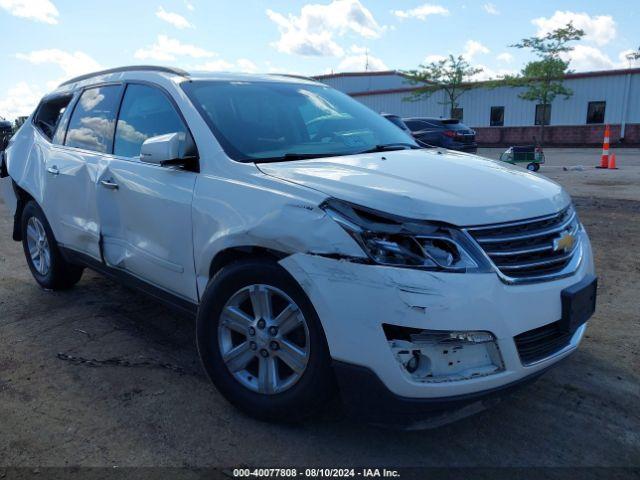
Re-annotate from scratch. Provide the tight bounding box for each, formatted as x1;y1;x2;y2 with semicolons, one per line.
258;148;570;226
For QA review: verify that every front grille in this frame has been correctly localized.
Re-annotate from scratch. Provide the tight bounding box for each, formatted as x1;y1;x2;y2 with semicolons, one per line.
466;207;579;281
514;320;571;365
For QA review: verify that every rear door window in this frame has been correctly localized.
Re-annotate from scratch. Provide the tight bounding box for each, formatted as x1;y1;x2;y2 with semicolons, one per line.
114;84;188;158
65;85;123;153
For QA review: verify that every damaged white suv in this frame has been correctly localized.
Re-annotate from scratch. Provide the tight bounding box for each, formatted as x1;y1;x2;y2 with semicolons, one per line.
0;67;597;428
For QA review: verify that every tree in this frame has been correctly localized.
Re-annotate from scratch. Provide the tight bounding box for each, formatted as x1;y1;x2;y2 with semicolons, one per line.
492;23;585;145
625;47;640;63
403;55;482;117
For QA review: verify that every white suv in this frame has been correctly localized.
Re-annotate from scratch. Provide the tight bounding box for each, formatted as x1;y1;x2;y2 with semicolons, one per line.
0;67;597;428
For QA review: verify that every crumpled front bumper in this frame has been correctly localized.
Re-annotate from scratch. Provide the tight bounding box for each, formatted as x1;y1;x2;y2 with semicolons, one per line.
279;229;595;424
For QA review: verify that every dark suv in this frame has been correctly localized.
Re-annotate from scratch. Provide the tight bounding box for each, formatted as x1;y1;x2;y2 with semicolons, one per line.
404;117;477;152
1;120;13;151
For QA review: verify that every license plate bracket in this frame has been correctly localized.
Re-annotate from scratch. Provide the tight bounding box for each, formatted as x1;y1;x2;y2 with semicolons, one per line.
561;275;597;334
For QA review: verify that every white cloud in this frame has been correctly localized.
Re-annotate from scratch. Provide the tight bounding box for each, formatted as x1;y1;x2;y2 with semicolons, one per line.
194;58;259;73
266;0;383;57
423;54;447;64
156;6;193;29
392;3;449;20
335;52;387;73
483;3;499;15
496;52;513;63
15;49;101;78
134;35;215;61
562;45;615;71
532;11;616;46
0;82;43;121
185;1;194;11
0;0;59;24
463;40;489;59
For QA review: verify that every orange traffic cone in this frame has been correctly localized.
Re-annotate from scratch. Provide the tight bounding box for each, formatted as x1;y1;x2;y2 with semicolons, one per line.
608;153;618;169
597;124;610;168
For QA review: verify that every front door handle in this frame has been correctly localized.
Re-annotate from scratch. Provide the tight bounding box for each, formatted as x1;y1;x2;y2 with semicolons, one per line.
100;179;119;190
47;166;59;175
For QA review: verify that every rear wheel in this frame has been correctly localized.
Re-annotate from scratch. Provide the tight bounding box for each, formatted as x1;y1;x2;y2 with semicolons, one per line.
21;200;83;290
197;258;335;422
527;162;540;172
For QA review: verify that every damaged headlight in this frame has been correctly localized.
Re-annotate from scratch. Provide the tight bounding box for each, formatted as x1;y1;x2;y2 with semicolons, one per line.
322;198;490;272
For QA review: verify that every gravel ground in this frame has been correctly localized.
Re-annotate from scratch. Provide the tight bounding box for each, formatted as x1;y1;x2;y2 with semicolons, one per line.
0;148;639;468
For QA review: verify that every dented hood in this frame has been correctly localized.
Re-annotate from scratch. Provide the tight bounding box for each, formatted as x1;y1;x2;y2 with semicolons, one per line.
258;148;570;226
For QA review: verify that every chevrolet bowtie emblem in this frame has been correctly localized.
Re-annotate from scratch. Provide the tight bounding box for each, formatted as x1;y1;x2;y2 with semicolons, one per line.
553;232;576;252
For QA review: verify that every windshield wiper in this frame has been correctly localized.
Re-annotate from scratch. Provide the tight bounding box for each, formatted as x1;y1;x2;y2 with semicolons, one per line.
356;143;421;154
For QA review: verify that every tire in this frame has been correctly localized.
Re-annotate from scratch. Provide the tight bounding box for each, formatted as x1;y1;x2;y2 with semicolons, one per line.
21;200;83;290
527;162;539;172
197;257;336;423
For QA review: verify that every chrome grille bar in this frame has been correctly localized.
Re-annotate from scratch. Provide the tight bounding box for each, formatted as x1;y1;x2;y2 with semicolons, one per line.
465;206;580;282
470;211;576;244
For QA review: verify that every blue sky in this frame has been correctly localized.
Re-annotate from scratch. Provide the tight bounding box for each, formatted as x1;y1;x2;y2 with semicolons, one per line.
1;0;638;121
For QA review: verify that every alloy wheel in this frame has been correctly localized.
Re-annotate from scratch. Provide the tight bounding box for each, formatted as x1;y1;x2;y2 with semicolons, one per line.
218;284;310;395
26;217;51;276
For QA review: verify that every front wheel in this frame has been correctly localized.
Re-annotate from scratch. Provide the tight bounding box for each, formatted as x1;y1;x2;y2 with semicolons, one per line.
21;200;83;290
196;258;336;422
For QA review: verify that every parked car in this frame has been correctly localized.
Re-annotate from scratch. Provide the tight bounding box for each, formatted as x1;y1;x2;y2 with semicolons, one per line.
381;113;412;134
0;67;597;429
404;117;478;152
0;120;12;151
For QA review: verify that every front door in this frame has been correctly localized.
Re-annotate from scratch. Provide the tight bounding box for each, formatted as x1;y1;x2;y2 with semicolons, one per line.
96;83;198;301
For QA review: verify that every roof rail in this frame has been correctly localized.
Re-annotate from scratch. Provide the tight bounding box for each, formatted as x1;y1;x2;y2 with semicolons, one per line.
269;73;318;82
59;65;190;87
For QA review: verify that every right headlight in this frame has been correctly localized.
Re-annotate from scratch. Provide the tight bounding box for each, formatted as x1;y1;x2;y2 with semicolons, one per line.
321;198;491;273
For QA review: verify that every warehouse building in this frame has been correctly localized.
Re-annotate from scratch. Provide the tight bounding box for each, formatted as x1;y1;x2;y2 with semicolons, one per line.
314;68;640;146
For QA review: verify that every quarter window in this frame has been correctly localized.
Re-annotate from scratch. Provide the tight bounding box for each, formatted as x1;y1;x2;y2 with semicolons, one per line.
586;101;606;124
33;94;74;142
535;104;551;126
114;84;188;158
490;106;504;127
65;86;123;153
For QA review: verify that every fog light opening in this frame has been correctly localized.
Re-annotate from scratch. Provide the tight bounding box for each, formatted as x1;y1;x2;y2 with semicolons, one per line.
385;325;504;383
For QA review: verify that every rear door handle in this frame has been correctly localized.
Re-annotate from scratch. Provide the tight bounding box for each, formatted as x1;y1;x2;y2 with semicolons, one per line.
100;179;119;190
47;166;59;175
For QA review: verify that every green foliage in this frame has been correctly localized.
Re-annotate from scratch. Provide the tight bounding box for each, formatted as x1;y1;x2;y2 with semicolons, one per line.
488;22;585;143
402;54;482;116
626;48;640;61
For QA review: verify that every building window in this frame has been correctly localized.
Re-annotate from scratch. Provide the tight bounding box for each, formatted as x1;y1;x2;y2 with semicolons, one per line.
586;101;606;124
490;106;504;127
535;104;551;126
451;108;463;121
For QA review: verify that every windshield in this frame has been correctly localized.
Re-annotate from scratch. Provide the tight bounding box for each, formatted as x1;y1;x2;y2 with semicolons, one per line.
182;80;417;162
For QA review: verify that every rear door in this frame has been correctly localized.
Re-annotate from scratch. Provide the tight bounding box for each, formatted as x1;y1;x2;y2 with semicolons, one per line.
44;85;123;259
97;83;198;301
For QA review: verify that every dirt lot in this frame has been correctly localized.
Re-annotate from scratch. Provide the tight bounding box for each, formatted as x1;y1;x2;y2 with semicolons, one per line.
1;148;639;468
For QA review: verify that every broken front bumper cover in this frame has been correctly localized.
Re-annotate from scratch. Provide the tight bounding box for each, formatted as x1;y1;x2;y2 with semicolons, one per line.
333;358;566;430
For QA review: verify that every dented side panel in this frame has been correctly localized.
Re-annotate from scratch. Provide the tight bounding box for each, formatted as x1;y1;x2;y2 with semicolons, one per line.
43;144;105;260
192;164;366;297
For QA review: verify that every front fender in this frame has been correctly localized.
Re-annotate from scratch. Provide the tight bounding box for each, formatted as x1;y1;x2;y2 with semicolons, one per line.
192;171;365;298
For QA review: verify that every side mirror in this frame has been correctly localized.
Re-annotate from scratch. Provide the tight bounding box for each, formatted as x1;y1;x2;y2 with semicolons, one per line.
140;132;185;166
